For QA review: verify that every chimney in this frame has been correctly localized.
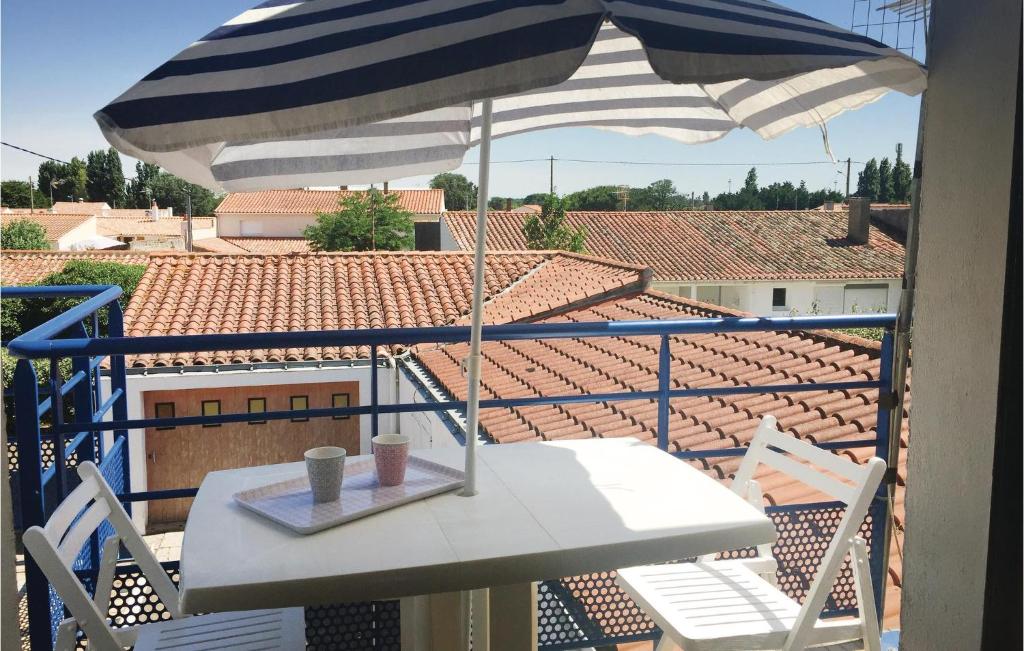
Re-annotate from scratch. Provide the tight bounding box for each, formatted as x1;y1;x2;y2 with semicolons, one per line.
383;181;389;194
505;198;512;210
339;185;348;190
847;197;870;244
824;200;835;211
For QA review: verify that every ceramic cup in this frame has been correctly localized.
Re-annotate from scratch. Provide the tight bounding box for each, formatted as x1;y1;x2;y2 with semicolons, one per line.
304;446;346;503
371;434;410;487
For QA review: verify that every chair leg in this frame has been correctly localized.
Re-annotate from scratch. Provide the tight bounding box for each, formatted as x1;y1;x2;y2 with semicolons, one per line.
851;537;882;651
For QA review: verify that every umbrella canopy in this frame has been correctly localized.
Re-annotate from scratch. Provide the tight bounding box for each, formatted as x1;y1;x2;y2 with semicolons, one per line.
95;1;925;191
95;0;926;500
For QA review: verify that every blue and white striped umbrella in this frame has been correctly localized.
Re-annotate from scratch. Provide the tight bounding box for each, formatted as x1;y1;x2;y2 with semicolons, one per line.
95;0;926;499
95;1;925;191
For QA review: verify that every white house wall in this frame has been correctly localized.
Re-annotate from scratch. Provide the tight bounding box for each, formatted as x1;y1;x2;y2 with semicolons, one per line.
655;279;900;316
55;216;99;250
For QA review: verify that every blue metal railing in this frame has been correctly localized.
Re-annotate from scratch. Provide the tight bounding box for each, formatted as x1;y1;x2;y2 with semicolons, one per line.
3;285;898;650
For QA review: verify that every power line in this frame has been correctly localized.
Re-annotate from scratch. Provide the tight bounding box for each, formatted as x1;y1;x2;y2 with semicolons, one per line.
1;142;70;164
464;157;869;167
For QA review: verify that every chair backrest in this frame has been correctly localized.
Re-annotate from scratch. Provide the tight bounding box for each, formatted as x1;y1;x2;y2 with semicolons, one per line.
23;461;183;650
734;416;885;651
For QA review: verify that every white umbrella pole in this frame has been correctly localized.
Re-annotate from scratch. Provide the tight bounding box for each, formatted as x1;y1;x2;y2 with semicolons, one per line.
462;98;493;498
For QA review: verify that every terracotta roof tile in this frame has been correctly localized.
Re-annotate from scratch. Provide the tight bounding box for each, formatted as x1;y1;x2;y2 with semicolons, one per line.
215;189;445;215
443;210;905;281
1;212;93;241
1;250;149;285
193;237;312;255
122;251;645;367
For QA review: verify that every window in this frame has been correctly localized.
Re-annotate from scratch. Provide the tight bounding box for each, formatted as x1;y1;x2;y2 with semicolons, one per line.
290;395;309;422
201;400;221;427
332;393;350;420
772;288;788;309
154;402;175;430
248;397;267;425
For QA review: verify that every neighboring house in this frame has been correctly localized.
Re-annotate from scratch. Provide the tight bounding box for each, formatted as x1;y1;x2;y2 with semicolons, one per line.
213;188;446;250
441;207;906;315
0;211;99;250
0;249;150;285
193;236;311;255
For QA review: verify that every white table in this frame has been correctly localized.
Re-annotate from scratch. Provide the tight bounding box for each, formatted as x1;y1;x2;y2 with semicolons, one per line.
180;438;775;649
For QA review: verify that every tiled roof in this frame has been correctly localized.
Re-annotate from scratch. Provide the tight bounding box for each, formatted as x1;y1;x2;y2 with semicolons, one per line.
511;204;542;213
0;250;149;286
443;210;906;282
1;212;93;242
215;189;445;215
97;217;214;237
51;201;109;213
122;251;642;367
193;237;311;255
413;289;909;629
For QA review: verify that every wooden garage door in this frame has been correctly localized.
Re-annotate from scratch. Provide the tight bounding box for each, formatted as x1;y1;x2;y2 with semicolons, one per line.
143;381;359;530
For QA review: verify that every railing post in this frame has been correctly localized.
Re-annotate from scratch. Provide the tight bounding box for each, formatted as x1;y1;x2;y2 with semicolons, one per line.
656;335;671;451
71;322;101;573
870;328;895;622
370;345;380;440
48;358;67;499
107;301;131;513
14;359;54;651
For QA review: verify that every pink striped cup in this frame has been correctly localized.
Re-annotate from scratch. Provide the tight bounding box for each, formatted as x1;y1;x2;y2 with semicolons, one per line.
372;434;410;486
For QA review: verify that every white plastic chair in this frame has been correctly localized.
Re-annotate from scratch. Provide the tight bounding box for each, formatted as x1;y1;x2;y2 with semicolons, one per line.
616;416;885;651
23;461;305;651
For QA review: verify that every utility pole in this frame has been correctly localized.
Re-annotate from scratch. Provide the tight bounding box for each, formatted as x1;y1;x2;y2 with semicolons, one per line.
690;191;694;209
549;156;554;195
185;190;193;252
28;177;34;212
845;157;852;198
728;179;732;193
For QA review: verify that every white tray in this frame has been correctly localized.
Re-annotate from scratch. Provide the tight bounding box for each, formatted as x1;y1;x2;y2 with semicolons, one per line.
233;455;465;535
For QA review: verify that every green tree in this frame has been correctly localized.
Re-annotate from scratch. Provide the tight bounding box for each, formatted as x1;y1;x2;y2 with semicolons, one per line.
304;188;414;251
127;162;163;208
523;194;586;252
742;167;759;194
0;219;49;250
628;179;684;210
562;185;621;211
147;172;220;216
85;148;126;206
521;193;550;206
892;144;912;203
877;157;893;203
488;197;514;210
856;158;880;200
795;181;810;210
0;181;51;209
429;173;477;210
37;157;87;203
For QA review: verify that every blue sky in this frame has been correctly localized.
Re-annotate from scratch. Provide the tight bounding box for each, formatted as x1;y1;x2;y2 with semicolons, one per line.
1;1;924;198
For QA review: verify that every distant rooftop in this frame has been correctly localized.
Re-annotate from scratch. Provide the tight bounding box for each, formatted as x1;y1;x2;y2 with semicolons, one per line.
193;237;311;255
0;249;149;285
0;211;93;242
215;188;445;215
443;210;906;282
